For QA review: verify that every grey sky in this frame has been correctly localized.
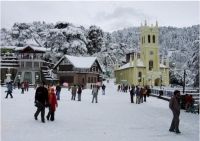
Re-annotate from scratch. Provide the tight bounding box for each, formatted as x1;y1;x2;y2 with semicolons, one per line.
1;1;199;32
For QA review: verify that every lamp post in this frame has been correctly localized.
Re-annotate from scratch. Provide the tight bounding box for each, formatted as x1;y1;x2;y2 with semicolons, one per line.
35;75;39;84
18;74;21;81
160;75;162;89
172;63;186;94
142;75;145;86
183;69;186;94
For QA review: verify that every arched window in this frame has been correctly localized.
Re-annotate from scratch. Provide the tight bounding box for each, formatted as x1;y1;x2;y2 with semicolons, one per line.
148;35;151;43
153;35;155;43
138;72;142;82
149;60;153;70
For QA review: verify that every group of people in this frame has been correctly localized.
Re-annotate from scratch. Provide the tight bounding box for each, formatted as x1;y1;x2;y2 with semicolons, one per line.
70;85;82;101
34;82;58;123
129;85;151;104
184;94;195;112
4;80;185;134
117;84;130;92
16;81;29;94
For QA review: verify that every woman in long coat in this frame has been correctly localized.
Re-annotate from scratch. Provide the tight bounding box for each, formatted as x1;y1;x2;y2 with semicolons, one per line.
46;87;58;121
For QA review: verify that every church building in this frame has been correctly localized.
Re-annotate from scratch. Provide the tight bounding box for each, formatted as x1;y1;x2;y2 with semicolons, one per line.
114;21;169;86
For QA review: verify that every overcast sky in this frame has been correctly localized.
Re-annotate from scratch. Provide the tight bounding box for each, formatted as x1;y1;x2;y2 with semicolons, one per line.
1;1;199;32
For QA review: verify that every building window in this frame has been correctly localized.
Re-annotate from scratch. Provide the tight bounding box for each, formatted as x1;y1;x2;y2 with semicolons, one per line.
150;51;154;55
142;37;143;44
34;62;39;68
149;60;153;70
24;72;32;83
91;77;93;83
148;35;151;43
88;77;90;83
82;78;84;83
153;35;155;43
26;62;32;68
137;53;140;59
138;72;142;82
94;77;96;83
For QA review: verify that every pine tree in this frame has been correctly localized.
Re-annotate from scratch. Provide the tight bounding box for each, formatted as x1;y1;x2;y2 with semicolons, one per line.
87;25;103;55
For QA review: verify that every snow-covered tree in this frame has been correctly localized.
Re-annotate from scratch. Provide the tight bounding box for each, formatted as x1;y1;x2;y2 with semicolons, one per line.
87;25;103;55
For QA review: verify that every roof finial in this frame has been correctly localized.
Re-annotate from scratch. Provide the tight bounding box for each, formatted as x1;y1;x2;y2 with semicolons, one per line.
145;19;147;26
156;20;158;27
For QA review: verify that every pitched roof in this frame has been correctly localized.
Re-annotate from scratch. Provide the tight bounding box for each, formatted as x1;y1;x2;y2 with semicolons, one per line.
117;59;145;70
54;55;101;70
15;45;50;52
65;55;97;68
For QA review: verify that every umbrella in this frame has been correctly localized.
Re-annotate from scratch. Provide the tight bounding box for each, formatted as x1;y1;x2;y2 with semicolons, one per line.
96;82;101;86
63;82;68;87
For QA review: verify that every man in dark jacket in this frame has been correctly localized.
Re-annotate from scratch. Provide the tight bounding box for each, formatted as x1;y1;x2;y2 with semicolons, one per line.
102;84;106;95
5;82;13;98
56;83;62;100
130;85;135;103
169;90;181;134
34;82;49;123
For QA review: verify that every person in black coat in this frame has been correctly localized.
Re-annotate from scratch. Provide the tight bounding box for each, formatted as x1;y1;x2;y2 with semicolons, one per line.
5;82;13;98
77;85;82;101
34;82;49;123
130;85;135;103
56;84;62;100
169;90;181;134
102;84;106;95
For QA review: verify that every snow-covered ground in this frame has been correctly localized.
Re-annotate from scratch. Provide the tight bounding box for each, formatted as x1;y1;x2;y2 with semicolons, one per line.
1;80;199;141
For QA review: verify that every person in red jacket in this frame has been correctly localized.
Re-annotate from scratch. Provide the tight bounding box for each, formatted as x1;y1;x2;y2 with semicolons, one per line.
46;87;58;121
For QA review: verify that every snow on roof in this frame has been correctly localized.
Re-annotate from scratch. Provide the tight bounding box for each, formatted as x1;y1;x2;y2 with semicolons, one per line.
117;59;145;70
65;55;97;69
15;46;50;52
0;46;17;49
160;64;168;68
25;39;40;46
137;59;145;67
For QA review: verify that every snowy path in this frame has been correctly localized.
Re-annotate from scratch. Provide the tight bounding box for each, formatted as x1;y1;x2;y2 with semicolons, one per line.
1;81;199;141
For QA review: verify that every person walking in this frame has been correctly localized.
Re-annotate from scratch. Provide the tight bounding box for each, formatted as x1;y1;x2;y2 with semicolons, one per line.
21;82;24;94
169;90;181;134
139;87;144;103
102;84;106;95
5;82;13;98
46;87;58;121
77;85;82;101
34;82;49;123
56;83;62;100
71;85;77;100
143;86;147;102
92;85;99;103
130;85;135;103
135;86;140;104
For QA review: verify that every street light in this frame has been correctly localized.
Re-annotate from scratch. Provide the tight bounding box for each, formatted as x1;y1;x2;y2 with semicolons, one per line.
183;69;186;94
171;63;186;94
18;74;21;82
142;75;145;86
35;74;39;84
160;75;162;89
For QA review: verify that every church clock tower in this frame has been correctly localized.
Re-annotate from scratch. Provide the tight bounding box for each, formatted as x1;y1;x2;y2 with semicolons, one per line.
140;20;160;73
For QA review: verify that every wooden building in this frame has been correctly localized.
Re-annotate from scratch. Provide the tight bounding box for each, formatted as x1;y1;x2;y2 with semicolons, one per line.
53;55;103;88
